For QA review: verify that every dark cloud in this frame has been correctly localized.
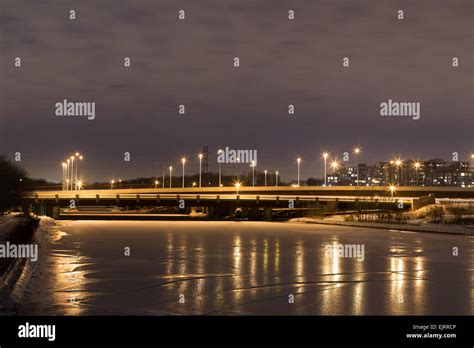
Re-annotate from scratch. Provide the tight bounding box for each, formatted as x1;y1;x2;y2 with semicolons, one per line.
0;0;472;182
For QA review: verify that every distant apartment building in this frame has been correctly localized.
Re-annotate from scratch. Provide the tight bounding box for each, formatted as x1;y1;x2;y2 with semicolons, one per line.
327;158;473;187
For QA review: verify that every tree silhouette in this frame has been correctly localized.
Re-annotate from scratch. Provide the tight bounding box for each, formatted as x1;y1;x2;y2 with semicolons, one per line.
0;155;31;214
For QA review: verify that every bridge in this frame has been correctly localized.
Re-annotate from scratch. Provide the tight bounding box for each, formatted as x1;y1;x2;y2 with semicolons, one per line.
24;185;474;219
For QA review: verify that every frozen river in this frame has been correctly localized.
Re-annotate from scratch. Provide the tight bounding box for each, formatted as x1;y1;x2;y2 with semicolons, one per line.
18;220;474;315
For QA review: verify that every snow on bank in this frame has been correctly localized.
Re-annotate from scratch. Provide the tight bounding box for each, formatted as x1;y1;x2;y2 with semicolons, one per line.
0;216;56;313
290;217;474;236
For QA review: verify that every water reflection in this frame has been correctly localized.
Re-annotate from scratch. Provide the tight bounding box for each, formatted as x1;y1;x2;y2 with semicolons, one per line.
36;222;472;316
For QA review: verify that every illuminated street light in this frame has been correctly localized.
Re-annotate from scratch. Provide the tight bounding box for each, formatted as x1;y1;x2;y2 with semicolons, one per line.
297;158;301;187
235;182;241;195
353;147;361;186
111;179;115;190
275;170;279;187
322;152;329;186
330;160;339;186
198;154;203;188
251;160;256;187
331;160;339;174
389;184;396;198
181;157;186;188
169;166;173;188
264;169;267;187
66;159;70;190
217;149;223;187
78;155;84;186
77;180;83;190
74;153;80;190
394;158;403;185
70;156;75;190
154;180;159;189
61;162;67;191
413;161;422;186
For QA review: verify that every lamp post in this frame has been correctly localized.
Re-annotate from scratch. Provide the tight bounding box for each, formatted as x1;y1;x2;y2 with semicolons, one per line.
331;160;339;186
264;170;267;187
111;179;115;190
251;160;256;187
78;155;83;186
198;154;203;188
169;166;173;188
66;159;70;190
70;156;75;190
413;161;421;186
74;153;79;190
162;165;165;189
155;180;159;189
354;147;361;186
181;158;186;188
275;170;279;187
235;182;241;195
322;152;329;186
389;185;396;198
395;159;403;185
61;163;66;190
218;149;223;187
297;158;301;187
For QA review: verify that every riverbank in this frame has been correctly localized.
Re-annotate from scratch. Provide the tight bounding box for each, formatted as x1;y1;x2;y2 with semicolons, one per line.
0;215;53;313
290;216;474;236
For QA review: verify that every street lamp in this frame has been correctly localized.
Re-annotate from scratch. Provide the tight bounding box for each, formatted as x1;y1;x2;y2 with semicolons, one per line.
78;155;83;185
66;159;70;190
77;180;82;190
389;184;396;198
330;160;339;186
322;152;329;186
155;180;159;189
297;158;301;187
111;179;115;189
218;149;223;187
181;157;186;188
413;161;422;186
74;153;81;190
395;158;403;185
70;156;75;190
235;182;241;195
61;162;67;191
264;169;267;187
275;170;279;187
169;166;173;188
251;160;256;187
198;154;203;188
353;147;361;186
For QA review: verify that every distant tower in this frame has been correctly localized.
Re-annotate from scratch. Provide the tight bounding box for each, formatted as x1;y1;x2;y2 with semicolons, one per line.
202;146;209;173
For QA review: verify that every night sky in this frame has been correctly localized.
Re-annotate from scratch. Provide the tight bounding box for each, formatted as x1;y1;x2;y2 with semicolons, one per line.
1;0;472;182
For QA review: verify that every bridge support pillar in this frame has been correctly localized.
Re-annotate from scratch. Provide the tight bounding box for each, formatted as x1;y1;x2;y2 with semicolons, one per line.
44;204;60;219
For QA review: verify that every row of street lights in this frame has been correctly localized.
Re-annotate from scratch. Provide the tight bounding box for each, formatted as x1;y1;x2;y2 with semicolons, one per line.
147;148;361;189
108;151;473;190
61;152;84;191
